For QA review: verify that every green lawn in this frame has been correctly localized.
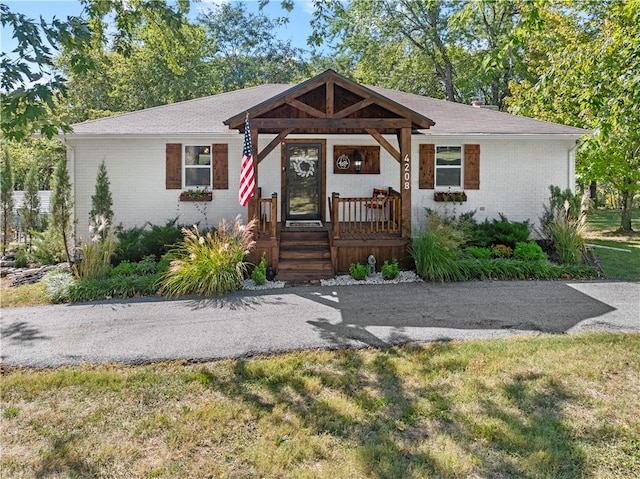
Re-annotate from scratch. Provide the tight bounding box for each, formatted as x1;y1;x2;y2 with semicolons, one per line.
2;333;639;478
586;208;640;281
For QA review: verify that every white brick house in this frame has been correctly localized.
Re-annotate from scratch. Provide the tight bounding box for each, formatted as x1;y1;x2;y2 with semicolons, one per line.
62;70;587;277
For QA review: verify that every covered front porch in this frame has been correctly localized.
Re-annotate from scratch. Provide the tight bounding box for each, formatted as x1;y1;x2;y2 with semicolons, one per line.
223;69;433;281
255;191;410;280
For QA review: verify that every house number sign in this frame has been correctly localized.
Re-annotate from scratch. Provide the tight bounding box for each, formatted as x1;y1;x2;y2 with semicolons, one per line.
403;154;411;190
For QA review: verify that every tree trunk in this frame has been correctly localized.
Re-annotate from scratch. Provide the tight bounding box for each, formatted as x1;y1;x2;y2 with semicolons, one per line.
620;190;634;232
589;180;598;208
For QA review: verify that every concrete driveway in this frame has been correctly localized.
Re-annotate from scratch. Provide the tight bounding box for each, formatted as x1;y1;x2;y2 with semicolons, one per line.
1;280;638;368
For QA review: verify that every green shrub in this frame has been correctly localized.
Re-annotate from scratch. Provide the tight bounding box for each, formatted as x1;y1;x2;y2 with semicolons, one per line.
111;260;136;277
381;259;400;280
349;262;369;280
14;249;28;268
67;274;160;302
31;229;67;265
471;214;531;248
135;255;159;275
160;216;255;297
457;259;597;281
251;254;267;285
114;219;183;264
42;269;76;303
465;246;491;259
140;220;184;260
514;241;547;261
113;226;145;263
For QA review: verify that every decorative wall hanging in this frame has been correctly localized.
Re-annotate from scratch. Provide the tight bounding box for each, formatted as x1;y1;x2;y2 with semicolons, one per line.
336;154;350;170
333;145;380;174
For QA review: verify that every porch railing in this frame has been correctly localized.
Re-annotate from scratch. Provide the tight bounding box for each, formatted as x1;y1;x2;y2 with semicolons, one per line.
329;191;401;238
259;193;278;239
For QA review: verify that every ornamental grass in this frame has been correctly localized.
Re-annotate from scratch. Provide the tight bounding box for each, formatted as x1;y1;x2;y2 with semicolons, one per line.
160;216;256;297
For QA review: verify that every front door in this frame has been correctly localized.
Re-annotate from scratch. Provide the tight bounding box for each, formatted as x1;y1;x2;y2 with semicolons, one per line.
285;143;322;221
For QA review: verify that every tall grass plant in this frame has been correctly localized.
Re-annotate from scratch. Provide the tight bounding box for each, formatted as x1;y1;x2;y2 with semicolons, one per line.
160;216;256;296
412;211;467;281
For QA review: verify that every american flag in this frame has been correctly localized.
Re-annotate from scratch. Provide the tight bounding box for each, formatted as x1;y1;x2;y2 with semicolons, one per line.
239;115;255;207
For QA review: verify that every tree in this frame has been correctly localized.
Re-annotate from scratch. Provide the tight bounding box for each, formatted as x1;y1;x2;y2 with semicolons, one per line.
2;137;64;190
507;0;639;231
309;0;530;108
1;149;15;255
21;161;41;249
50;157;74;266
198;2;311;92
89;160;114;239
1;0;192;140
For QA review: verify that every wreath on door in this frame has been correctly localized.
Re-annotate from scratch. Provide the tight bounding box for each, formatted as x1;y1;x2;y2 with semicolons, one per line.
292;158;316;178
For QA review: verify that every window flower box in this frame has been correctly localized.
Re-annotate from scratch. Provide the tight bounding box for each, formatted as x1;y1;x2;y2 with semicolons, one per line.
434;191;467;203
180;189;212;202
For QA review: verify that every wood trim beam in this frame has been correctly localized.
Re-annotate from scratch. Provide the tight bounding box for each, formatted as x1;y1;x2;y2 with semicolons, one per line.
334;98;374;119
286;99;328;118
251;118;412;129
399;127;412;239
326;79;334;117
366;128;401;162
257;128;294;163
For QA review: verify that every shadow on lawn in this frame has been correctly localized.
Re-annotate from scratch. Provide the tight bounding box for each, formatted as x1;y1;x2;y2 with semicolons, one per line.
196;343;587;478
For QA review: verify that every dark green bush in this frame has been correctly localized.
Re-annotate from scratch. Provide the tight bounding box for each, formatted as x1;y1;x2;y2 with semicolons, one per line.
470;214;531;248
381;259;400;280
349;262;369;280
114;219;183;264
514;241;548;261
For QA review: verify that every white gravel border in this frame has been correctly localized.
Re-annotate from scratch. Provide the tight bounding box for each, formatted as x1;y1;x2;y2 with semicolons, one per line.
321;271;422;286
242;271;422;290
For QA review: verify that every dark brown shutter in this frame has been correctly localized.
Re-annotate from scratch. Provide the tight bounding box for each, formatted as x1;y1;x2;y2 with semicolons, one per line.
212;144;228;190
166;143;182;189
464;144;480;190
419;144;435;189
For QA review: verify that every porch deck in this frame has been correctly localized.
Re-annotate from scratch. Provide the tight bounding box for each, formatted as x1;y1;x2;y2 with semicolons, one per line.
253;192;411;280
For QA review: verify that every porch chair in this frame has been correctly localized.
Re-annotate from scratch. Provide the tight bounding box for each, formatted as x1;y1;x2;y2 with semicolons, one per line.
365;188;389;221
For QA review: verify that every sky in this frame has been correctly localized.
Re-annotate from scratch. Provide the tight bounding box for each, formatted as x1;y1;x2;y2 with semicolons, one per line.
1;0;320;57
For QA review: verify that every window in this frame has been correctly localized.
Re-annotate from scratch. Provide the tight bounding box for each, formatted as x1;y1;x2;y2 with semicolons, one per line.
184;146;211;188
435;146;462;188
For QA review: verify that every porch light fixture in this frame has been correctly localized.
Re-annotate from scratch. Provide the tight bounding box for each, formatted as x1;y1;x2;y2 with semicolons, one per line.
353;150;362;172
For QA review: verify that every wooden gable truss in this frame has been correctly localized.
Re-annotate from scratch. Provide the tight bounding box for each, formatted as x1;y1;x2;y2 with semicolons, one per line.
224;69;434;239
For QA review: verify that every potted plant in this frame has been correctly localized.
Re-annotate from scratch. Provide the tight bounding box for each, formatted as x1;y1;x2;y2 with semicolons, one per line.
179;188;212;202
434;190;467;203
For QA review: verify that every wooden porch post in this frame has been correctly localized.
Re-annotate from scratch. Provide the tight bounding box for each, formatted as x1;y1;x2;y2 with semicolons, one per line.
399;127;412;238
248;126;259;225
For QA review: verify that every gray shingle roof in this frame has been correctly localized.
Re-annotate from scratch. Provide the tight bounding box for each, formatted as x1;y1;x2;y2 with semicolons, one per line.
68;82;588;137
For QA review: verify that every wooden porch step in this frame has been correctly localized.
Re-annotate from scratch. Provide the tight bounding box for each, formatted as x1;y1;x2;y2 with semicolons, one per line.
276;230;334;281
279;247;331;260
